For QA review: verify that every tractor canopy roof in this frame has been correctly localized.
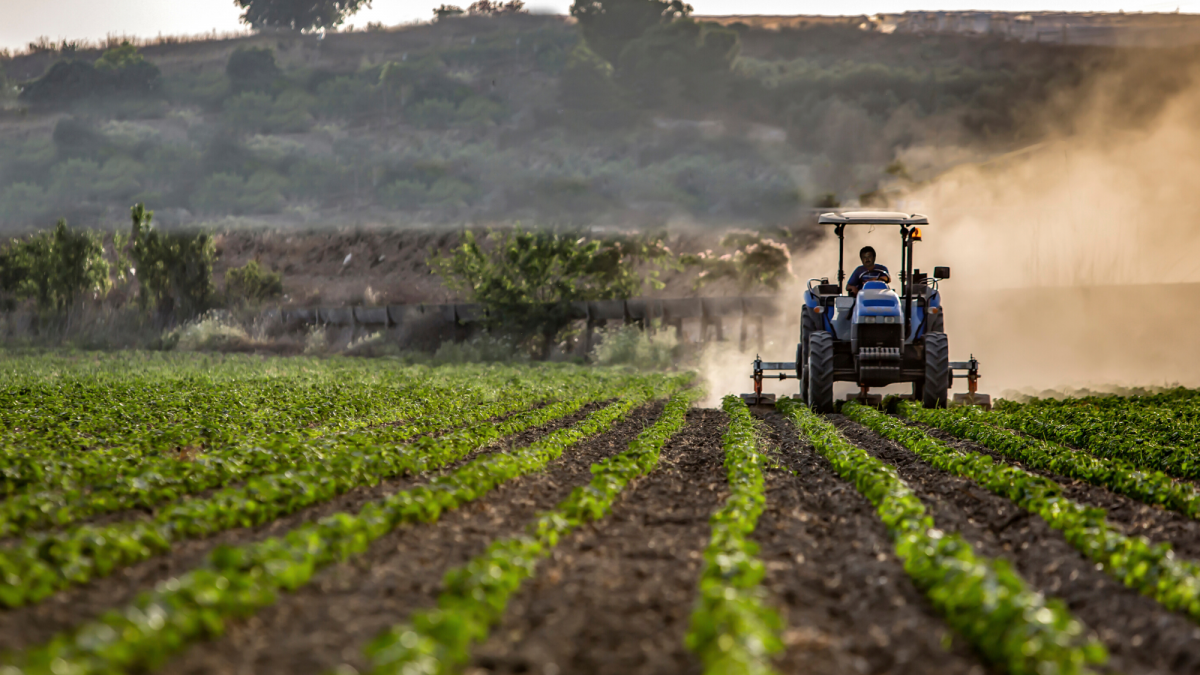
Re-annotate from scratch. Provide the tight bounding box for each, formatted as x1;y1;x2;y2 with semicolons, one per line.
818;211;929;225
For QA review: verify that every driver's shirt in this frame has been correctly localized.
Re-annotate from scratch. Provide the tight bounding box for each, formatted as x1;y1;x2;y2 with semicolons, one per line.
847;264;890;289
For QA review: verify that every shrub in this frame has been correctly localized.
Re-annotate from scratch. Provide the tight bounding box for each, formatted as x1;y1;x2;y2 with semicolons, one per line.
226;47;282;93
225;260;283;304
406;99;456;128
428;176;479;207
172;310;253;351
19;42;160;108
129;203;215;319
378;179;427;209
48;158;102;203
0;183;49;224
591;323;677;369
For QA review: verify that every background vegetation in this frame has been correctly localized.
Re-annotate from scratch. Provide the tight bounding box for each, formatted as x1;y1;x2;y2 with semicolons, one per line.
1;1;1190;233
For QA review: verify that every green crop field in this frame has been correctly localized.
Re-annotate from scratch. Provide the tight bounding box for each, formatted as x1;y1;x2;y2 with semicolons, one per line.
2;352;1200;675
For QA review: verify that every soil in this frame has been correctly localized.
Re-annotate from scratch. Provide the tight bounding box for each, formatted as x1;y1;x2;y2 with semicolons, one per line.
917;422;1200;561
832;416;1200;675
468;408;728;675
162;402;666;675
755;411;988;675
0;400;610;654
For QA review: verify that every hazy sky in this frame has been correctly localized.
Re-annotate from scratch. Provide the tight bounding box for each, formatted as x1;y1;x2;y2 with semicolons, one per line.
3;0;1198;52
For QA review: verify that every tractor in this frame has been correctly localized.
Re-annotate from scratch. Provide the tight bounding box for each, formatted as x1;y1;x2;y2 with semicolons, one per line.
744;211;989;411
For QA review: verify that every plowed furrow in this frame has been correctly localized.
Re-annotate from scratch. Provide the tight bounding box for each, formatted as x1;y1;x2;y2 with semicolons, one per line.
833;415;1200;675
917;421;1200;560
756;411;986;675
469;408;726;675
161;401;666;675
0;400;609;653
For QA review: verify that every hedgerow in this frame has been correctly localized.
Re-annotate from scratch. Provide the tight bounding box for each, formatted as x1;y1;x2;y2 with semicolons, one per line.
779;398;1105;675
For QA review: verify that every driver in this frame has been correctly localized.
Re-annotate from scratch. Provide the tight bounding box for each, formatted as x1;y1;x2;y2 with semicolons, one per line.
846;246;890;296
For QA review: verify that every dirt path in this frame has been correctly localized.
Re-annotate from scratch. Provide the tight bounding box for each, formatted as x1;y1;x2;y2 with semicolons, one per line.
0;401;610;654
469;408;728;675
163;402;666;675
755;411;988;675
917;422;1200;561
833;416;1200;675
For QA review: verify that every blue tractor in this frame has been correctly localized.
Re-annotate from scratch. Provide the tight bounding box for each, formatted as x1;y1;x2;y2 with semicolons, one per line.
745;211;987;411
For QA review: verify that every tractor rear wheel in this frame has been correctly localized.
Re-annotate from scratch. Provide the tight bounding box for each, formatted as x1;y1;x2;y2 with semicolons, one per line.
807;331;835;413
922;332;950;409
798;307;820;404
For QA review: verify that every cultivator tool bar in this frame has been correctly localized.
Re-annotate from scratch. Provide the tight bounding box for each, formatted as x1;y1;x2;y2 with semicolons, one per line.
741;355;797;406
950;355;991;410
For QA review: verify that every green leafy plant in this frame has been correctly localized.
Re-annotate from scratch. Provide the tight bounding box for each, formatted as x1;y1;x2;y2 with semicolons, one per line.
685;395;783;675
225;260;283;304
362;387;698;674
430;227;675;356
778;398;1106;675
3;381;685;673
852;402;1200;632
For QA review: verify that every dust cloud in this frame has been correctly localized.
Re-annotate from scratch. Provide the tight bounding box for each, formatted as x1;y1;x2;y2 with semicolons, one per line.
701;59;1200;401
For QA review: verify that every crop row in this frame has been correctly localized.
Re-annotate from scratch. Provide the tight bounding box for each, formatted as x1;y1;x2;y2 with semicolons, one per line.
0;376;660;608
0;377;567;539
778;399;1105;675
0;362;446;455
906;405;1200;519
1;364;619;495
978;404;1200;481
683;396;782;675
362;389;699;675
3;380;687;674
851;402;1200;626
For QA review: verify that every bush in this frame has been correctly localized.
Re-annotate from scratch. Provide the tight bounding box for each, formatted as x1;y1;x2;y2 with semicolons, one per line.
432;333;529;364
591;323;677;369
315;76;377;120
378;179;427;209
192;170;287;214
0;183;49;224
223;90;314;133
226;47;282;93
19;42;160;108
406;99;457;128
225;260;283;304
171;310;253;351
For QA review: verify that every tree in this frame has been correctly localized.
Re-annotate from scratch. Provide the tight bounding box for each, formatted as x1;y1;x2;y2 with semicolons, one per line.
433;5;465;20
19;42;160;108
235;0;372;32
569;0;692;65
429;227;672;357
681;231;794;292
225;260;283;304
467;1;526;14
128;203;215;321
0;220;110;314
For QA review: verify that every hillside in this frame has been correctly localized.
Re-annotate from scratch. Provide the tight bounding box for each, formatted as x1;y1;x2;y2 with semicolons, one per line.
2;12;1193;237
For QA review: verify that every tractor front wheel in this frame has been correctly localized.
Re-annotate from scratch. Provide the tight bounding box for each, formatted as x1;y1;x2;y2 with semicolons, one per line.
922;332;950;409
807;331;835;413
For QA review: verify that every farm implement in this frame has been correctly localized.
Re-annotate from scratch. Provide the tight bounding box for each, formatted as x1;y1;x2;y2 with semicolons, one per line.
744;211;990;411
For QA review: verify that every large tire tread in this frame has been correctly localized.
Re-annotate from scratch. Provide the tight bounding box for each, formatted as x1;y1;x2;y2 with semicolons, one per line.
922;332;950;409
808;331;835;413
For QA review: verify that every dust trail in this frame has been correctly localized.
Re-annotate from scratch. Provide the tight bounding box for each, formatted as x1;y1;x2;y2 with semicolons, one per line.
719;60;1200;398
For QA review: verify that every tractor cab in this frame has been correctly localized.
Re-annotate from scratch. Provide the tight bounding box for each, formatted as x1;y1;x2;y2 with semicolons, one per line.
744;211;988;411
